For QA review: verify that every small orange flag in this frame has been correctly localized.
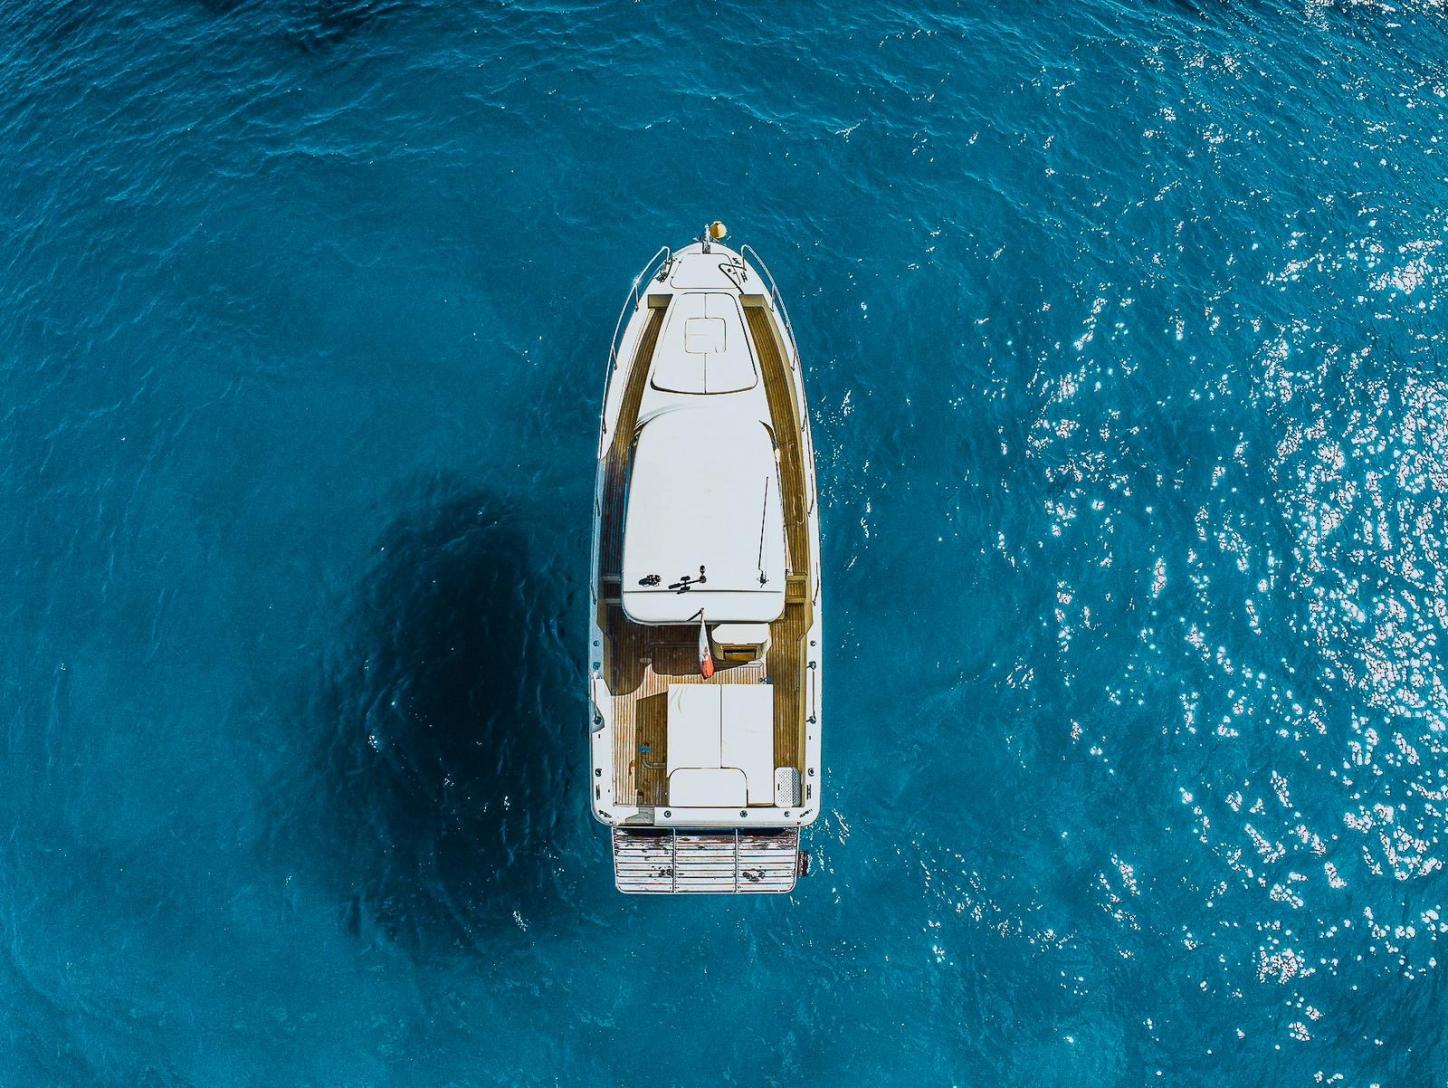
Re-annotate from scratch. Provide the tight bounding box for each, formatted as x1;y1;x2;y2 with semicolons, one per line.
698;615;715;679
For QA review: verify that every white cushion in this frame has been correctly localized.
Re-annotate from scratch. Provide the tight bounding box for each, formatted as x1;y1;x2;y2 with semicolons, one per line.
711;622;771;648
669;767;747;807
666;686;722;773
663;684;775;806
720;686;775;804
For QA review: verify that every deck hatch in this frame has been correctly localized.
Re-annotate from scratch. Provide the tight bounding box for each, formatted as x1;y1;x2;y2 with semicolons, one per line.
651;292;757;394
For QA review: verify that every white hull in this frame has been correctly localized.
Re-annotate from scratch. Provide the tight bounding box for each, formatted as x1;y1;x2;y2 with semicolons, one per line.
587;236;823;893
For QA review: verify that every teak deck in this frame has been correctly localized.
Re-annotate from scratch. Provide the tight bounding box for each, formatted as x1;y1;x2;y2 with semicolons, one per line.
598;295;813;809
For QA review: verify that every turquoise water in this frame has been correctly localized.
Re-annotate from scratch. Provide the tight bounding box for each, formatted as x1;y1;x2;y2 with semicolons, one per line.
4;1;1448;1083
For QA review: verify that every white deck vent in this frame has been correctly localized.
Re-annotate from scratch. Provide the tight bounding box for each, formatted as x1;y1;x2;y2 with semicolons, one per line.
773;767;801;807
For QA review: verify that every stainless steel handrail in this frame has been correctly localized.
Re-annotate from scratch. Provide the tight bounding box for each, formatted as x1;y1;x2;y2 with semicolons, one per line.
607;245;671;373
739;243;799;359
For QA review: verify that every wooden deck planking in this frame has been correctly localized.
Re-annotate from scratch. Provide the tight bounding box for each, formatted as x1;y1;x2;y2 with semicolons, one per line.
744;302;811;586
746;299;812;791
598;305;665;580
601;295;814;808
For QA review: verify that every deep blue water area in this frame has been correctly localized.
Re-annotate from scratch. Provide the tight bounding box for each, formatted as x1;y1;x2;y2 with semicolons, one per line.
4;1;1448;1084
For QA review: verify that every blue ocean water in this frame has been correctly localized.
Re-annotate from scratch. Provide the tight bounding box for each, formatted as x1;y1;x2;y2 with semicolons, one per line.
3;0;1447;1083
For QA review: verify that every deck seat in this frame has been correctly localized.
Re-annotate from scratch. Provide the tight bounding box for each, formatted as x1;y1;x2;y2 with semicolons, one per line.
666;686;721;772
668;767;747;807
720;687;774;805
665;684;775;807
709;622;772;663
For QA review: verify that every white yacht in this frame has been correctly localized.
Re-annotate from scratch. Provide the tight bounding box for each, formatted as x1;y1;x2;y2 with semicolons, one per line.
588;225;823;894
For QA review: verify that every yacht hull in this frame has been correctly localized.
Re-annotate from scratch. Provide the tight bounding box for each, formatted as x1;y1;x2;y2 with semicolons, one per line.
587;238;823;894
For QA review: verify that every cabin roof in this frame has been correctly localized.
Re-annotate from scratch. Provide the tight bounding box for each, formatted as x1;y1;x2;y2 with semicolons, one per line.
622;404;786;624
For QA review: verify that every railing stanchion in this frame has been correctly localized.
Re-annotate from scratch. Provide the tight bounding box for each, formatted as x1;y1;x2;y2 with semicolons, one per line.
600;246;670;437
740;243;800;359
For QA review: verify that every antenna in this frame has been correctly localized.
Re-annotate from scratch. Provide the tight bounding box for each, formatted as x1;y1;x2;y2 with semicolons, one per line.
756;475;771;585
701;220;727;254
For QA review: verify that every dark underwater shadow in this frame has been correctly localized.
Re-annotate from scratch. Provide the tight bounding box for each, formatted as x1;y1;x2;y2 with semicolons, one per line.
306;476;589;952
285;0;409;53
193;0;412;53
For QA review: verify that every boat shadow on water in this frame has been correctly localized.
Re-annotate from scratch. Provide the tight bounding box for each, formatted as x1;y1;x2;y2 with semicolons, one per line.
308;479;589;951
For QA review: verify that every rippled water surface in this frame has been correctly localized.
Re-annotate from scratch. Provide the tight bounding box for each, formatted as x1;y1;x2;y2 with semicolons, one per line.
4;1;1448;1084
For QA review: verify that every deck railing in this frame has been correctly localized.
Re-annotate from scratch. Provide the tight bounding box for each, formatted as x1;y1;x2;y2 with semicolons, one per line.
739;243;800;362
606;245;671;374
